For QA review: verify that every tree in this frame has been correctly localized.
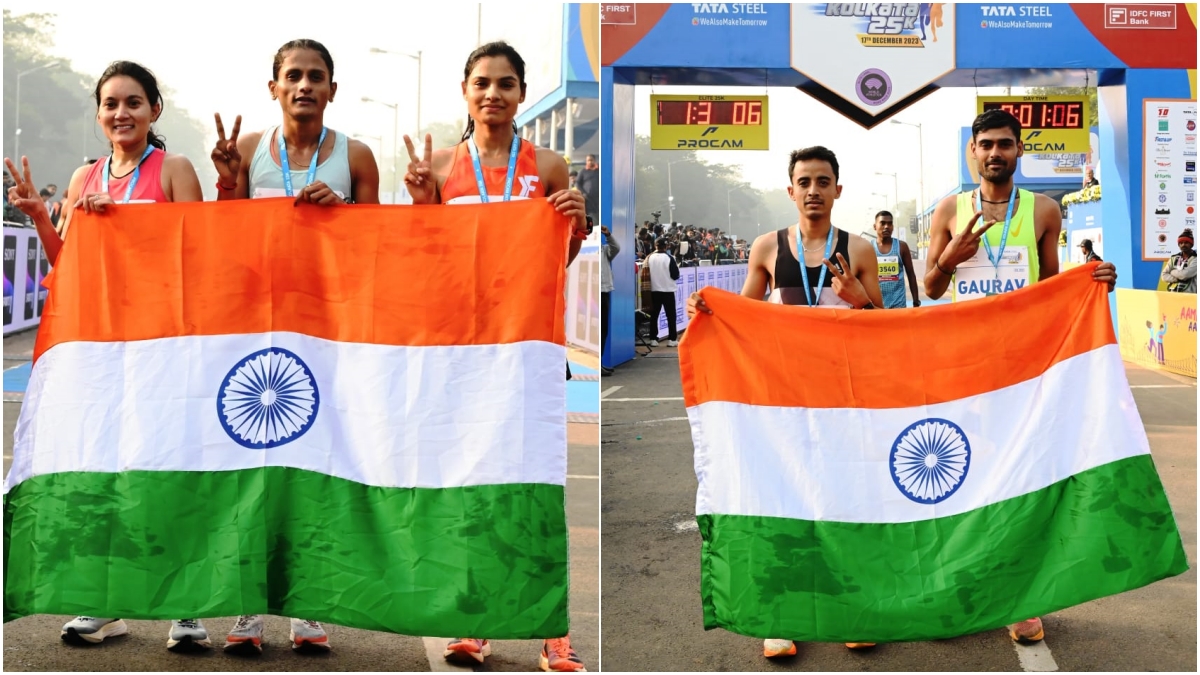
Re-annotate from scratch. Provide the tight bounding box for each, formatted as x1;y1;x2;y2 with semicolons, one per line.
4;11;216;200
1024;86;1099;129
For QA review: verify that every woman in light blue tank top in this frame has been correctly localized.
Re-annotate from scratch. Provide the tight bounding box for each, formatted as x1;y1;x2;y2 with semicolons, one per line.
211;39;379;205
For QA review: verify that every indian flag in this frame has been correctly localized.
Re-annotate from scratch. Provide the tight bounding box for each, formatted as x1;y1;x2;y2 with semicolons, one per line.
680;265;1188;643
4;199;571;639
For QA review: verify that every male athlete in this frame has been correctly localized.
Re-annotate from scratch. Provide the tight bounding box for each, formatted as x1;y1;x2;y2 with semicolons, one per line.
688;145;882;659
924;108;1117;644
872;210;920;308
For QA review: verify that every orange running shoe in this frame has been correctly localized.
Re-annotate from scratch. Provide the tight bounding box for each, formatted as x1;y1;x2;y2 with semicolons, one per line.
541;635;587;672
763;639;797;658
444;638;490;664
1009;618;1045;644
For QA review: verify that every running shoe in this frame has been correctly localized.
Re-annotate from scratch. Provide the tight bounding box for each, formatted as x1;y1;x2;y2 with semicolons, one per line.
649;340;660;347
444;638;490;664
666;340;678;347
763;639;796;658
845;642;877;649
289;618;331;652
61;617;128;645
1009;617;1044;643
541;635;587;672
223;614;264;655
167;619;211;652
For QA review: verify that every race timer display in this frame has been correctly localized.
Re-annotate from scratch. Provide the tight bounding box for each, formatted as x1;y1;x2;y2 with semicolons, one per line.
650;95;770;151
976;95;1090;153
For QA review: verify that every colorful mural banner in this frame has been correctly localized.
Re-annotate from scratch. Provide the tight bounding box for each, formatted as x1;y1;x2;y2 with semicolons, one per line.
1116;288;1197;378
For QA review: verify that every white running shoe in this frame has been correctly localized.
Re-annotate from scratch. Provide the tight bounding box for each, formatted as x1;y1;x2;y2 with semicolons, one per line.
650;340;659;346
289;618;331;652
61;617;129;644
667;340;678;347
223;614;264;655
167;619;211;652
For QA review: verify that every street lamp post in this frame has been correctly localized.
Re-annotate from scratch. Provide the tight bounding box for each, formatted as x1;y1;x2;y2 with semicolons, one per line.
667;159;687;224
369;48;422;137
890;119;925;254
362;97;400;203
875;171;898;209
726;186;741;233
14;61;62;161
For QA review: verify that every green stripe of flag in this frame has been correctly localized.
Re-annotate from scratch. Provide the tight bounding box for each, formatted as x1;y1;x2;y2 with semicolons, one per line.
699;454;1187;642
4;467;568;638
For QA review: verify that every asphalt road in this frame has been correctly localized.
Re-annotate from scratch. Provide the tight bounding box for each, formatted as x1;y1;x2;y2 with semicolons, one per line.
3;328;599;672
600;345;1197;673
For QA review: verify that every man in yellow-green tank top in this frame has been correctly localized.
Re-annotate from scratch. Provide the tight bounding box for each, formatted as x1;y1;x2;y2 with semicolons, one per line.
922;109;1119;645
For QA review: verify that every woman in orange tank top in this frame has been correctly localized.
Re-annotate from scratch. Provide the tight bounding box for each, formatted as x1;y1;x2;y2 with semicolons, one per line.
402;41;589;673
6;61;201;266
402;42;587;263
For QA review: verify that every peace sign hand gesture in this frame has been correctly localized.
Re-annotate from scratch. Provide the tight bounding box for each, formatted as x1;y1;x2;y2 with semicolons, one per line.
4;156;50;222
212;113;242;189
403;134;436;204
823;252;871;309
939;210;997;271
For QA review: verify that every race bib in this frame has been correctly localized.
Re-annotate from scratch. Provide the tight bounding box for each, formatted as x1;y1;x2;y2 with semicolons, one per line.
253;187;347;200
953;246;1030;302
878;255;900;282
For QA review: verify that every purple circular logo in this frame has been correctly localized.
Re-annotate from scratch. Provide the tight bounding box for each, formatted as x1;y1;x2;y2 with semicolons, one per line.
856;68;892;107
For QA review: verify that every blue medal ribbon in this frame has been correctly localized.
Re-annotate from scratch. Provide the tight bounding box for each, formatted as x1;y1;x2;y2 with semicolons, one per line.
100;145;155;204
467;133;520;203
976;187;1017;281
280;126;328;197
798;225;835;308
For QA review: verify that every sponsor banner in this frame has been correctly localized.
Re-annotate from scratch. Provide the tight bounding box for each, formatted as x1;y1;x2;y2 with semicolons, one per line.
2;226;43;335
790;3;956;121
602;4;791;68
1104;3;1178;29
1116;289;1197;378
1143;99;1198;260
640;262;750;339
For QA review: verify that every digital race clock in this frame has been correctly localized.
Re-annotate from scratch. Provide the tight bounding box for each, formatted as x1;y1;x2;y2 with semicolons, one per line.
650;95;770;151
976;95;1090;153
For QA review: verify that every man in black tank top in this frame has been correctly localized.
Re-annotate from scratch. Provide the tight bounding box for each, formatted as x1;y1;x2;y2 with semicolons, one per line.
685;146;883;659
688;146;882;316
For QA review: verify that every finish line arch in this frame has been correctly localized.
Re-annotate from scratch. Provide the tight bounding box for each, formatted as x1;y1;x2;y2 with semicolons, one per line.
599;3;1197;368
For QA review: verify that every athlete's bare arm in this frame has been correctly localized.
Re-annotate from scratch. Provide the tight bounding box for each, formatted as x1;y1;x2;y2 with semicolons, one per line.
161;153;202;203
845;235;883;308
1034;193;1062;281
924;196;996;299
347;139;380;205
923;195;958;299
900;240;920;306
741;230;776;300
535;146;586;266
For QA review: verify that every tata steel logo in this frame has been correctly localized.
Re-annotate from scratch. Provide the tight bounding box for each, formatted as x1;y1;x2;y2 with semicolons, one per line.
692;3;769;14
981;5;1053;17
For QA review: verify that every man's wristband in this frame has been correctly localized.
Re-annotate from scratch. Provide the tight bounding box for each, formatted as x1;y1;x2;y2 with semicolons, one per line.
216;181;237;192
860;301;876;310
935;259;956;276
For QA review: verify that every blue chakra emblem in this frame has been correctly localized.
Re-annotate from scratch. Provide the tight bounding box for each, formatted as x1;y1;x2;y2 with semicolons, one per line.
889;418;971;504
217;348;319;449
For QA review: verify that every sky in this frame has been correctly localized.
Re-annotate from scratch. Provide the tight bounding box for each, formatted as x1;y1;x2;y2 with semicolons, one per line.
6;0;568;181
634;82;1018;236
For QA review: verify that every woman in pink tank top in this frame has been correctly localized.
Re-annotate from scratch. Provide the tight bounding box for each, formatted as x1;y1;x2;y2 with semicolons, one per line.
5;61;202;265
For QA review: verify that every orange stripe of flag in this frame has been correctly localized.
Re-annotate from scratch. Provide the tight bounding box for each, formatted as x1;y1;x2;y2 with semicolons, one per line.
679;264;1115;410
35;199;568;363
